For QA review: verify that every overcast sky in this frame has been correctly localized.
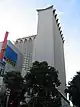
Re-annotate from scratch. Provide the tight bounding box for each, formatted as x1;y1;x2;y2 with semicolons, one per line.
0;0;80;83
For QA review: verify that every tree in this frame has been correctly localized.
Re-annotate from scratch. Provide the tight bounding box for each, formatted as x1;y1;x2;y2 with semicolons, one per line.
25;61;61;107
0;92;7;107
65;72;80;107
3;71;26;107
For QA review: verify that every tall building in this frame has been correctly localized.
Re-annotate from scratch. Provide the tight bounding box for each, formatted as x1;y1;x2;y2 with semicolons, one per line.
33;5;66;96
15;6;67;106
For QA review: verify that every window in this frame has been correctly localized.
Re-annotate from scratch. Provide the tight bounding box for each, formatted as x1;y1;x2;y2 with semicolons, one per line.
29;38;32;42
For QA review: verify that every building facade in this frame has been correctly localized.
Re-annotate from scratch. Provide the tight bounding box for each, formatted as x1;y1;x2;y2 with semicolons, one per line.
33;5;66;95
0;40;23;74
0;40;23;96
15;35;36;76
15;5;67;106
5;40;23;72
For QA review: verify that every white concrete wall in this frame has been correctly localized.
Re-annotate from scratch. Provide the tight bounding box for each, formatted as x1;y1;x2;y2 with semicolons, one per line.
33;6;54;66
53;13;66;95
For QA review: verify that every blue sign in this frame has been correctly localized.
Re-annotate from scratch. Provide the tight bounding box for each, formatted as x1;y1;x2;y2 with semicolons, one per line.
4;45;17;66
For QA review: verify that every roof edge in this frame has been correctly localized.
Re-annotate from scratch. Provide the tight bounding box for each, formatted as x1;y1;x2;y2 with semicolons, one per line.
16;35;37;41
37;5;53;12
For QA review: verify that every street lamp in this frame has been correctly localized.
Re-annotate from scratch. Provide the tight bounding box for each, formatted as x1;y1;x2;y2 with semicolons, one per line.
6;88;11;107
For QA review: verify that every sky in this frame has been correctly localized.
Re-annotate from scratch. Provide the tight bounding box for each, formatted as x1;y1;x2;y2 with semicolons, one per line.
0;0;80;84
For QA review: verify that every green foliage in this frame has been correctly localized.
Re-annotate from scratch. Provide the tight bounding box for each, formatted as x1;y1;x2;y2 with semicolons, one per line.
65;72;80;107
3;71;24;90
3;71;26;106
0;92;7;107
25;61;61;107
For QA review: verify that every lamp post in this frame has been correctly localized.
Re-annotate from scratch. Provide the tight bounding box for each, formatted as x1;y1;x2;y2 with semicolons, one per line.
6;88;10;107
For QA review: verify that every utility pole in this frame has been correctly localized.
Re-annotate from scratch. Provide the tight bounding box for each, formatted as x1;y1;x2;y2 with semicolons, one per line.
6;88;10;107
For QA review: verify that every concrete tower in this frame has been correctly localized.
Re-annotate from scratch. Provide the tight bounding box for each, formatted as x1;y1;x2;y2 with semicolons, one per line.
15;5;66;98
33;5;66;96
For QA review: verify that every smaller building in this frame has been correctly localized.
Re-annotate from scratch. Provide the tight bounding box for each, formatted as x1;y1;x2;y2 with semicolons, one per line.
0;40;24;96
15;35;36;76
0;40;23;74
